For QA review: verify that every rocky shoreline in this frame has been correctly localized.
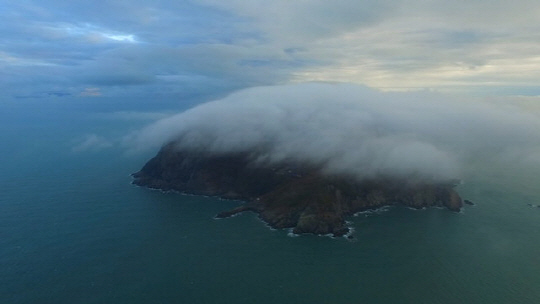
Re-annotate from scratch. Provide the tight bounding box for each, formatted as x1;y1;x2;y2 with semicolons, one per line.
132;142;463;237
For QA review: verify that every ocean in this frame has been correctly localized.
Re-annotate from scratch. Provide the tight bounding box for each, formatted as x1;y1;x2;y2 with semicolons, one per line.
1;100;540;304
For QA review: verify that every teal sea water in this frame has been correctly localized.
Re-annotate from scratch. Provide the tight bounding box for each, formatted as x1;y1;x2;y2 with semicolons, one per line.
1;101;540;304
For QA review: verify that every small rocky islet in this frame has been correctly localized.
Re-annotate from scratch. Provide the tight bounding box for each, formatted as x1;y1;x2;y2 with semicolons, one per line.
132;142;464;237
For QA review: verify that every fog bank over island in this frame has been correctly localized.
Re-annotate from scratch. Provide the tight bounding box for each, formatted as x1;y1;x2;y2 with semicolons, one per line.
127;83;540;184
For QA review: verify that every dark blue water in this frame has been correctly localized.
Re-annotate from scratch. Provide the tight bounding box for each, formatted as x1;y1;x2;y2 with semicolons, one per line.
2;102;540;303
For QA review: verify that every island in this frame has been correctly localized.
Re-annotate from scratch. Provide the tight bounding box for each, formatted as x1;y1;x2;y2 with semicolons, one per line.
132;142;463;237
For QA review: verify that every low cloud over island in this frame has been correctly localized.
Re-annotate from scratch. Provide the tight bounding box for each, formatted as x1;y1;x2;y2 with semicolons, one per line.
127;83;540;183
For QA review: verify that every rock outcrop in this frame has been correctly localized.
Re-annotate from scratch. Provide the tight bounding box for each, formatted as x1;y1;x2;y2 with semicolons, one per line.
133;142;463;237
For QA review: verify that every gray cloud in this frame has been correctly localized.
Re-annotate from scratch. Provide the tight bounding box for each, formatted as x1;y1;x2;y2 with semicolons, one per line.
197;0;395;42
195;0;540;91
0;1;267;103
126;83;540;183
3;0;540;105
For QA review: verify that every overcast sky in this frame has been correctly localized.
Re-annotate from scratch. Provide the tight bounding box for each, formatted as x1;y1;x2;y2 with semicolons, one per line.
3;0;540;105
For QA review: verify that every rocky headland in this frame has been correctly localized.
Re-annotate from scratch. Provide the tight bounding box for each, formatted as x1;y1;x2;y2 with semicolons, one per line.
132;142;463;237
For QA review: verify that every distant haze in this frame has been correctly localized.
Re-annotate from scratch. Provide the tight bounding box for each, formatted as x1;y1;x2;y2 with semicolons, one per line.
128;83;540;182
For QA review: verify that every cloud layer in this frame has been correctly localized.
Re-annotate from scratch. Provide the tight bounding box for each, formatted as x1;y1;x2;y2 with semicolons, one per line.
4;0;540;105
128;83;540;182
